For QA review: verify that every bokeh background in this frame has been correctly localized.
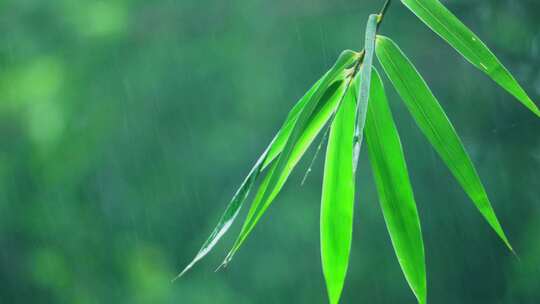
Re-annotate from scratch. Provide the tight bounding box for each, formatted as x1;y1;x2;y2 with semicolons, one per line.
1;0;539;303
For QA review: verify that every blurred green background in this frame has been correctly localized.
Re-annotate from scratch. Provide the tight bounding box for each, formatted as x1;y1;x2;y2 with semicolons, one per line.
1;0;539;303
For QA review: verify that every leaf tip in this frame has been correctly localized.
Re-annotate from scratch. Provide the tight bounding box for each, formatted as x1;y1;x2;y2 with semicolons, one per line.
518;92;540;117
502;237;518;259
492;222;515;256
171;264;192;283
214;261;228;273
532;104;540;118
409;272;427;304
326;287;343;304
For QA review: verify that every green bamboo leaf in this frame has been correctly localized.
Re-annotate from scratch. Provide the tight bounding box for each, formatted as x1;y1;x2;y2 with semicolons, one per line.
321;73;357;304
174;145;269;280
376;35;513;251
365;68;426;304
400;0;540;117
221;50;359;266
181;75;349;278
220;82;346;268
353;13;378;172
264;68;350;170
176;57;355;279
264;77;325;169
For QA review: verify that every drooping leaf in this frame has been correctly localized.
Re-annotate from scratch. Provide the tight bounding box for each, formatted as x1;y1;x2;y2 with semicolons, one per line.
264;65;352;170
376;35;513;251
174;143;270;280
234;80;346;251
400;0;540;117
220;50;359;266
320;73;357;304
177;61;351;279
365;68;426;304
220;82;346;268
353;13;378;172
264;77;338;169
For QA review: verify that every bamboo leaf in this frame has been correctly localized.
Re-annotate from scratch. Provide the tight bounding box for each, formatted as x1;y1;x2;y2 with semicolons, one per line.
176;58;351;279
365;68;426;304
220;82;346;267
265;62;352;170
376;35;513;251
400;0;540;117
321;73;357;304
220;50;358;266
265;78;323;169
176;92;312;279
353;13;378;172
174;144;270;280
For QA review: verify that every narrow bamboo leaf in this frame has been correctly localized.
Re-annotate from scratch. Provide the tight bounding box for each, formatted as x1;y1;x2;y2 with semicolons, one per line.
221;50;359;266
174;143;271;280
264;78;322;169
177;63;349;279
303;68;362;185
219;82;346;268
353;14;378;172
376;35;513;251
265;66;351;169
321;75;357;304
365;68;426;304
221;83;349;268
400;0;540;117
